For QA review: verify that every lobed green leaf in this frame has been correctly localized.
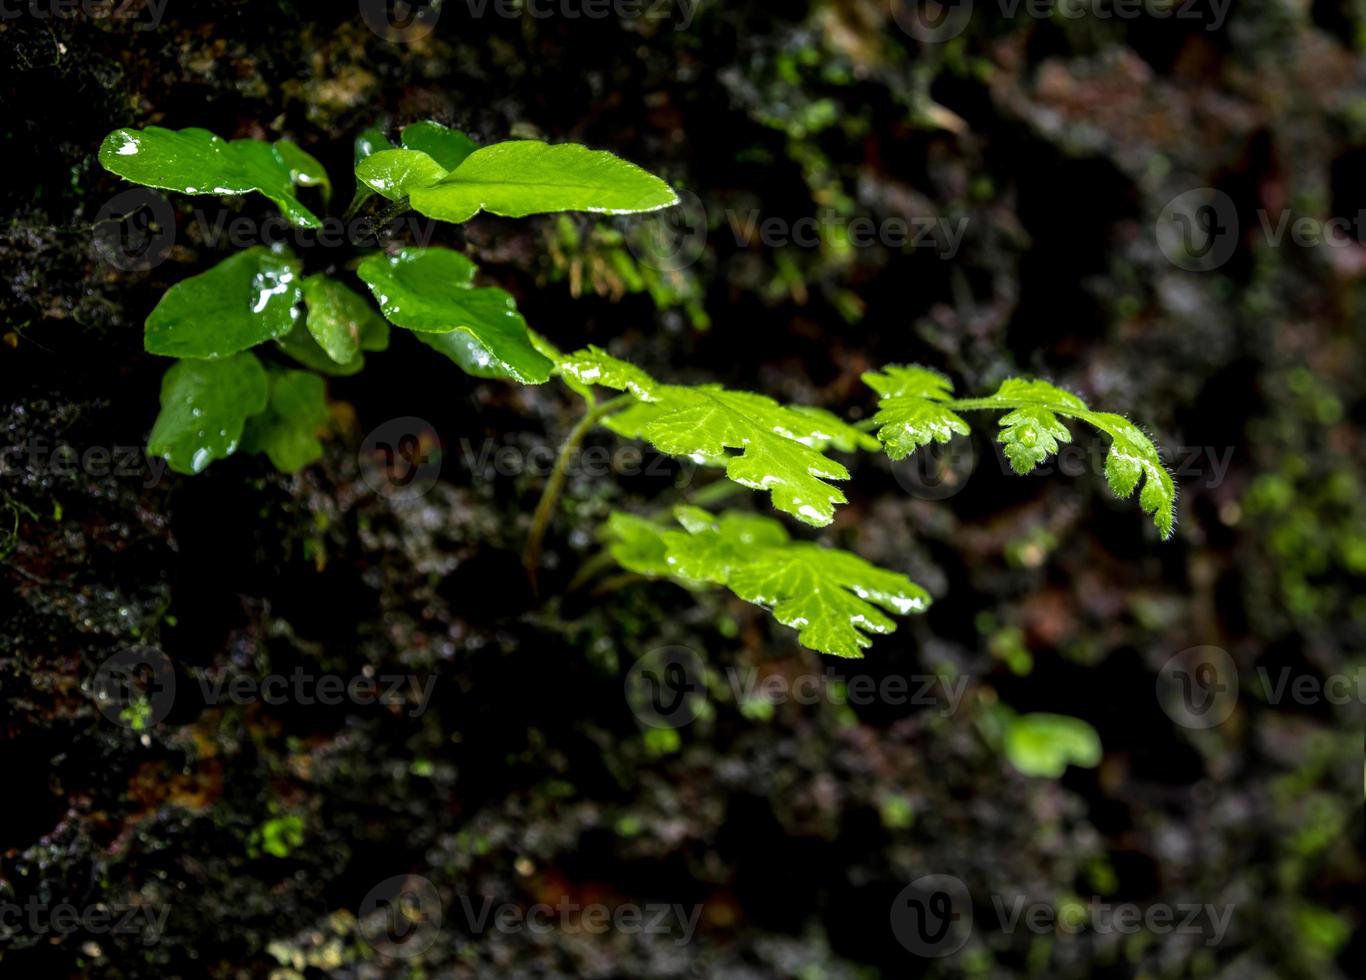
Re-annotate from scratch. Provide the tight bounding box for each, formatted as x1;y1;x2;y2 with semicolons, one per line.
605;506;931;658
563;347;869;526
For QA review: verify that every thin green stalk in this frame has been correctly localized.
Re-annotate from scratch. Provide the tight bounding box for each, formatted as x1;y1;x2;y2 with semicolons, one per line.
523;394;633;588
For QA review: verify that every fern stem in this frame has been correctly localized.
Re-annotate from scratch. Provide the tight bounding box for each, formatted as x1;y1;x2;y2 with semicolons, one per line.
523;394;633;589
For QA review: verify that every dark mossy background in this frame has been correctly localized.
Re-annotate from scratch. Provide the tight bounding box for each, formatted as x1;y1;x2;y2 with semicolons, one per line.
1;1;1363;977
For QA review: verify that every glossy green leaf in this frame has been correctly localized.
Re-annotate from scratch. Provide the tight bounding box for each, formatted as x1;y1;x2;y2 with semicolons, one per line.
407;140;678;223
241;370;330;473
562;347;875;526
144;247;302;359
1004;713;1102;778
357;247;554;384
99;127;325;227
865;366;1178;539
605;506;931;658
354;148;450;201
147;353;269;475
400;120;477;170
301;274;390;365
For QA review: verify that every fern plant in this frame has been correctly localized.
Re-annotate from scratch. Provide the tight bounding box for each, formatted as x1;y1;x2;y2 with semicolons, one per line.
99;121;1177;661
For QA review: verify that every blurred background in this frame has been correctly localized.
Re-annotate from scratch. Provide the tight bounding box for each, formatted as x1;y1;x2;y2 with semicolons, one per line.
1;1;1362;976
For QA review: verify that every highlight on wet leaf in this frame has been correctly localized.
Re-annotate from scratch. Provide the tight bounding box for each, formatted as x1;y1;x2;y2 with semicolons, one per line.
604;506;931;659
863;365;1177;539
144;247;302;359
562;347;877;527
98;126;329;227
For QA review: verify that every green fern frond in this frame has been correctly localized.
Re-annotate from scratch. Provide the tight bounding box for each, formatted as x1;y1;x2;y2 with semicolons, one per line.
864;367;1178;539
605;507;930;658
